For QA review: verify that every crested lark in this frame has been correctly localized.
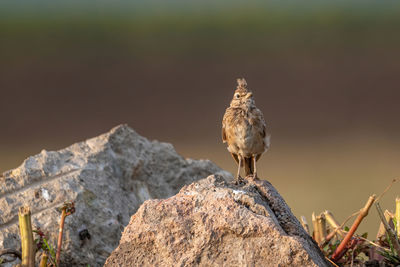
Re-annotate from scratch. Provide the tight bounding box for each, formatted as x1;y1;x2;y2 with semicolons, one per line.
222;78;270;182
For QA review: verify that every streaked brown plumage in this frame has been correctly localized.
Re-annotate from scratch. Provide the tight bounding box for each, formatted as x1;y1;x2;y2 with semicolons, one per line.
222;78;270;181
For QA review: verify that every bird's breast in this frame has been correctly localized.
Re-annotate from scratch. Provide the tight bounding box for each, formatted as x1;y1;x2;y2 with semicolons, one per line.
225;110;265;156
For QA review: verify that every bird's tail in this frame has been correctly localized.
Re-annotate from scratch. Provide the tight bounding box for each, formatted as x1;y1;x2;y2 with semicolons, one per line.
244;157;253;176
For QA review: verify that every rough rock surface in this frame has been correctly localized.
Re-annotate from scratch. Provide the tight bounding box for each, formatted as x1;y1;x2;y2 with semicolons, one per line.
105;175;330;267
0;125;231;267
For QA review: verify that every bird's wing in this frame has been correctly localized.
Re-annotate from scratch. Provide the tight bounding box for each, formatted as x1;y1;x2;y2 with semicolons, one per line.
222;113;227;143
222;108;232;143
252;108;267;136
253;108;270;148
222;126;227;143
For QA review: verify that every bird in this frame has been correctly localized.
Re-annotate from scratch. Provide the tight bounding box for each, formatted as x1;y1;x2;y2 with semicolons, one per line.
222;78;270;182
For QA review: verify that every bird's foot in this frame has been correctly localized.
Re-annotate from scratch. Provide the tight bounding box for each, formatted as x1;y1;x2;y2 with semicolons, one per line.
244;174;258;181
235;176;245;185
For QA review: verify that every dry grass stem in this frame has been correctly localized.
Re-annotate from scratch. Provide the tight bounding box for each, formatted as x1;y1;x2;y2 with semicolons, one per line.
324;210;363;246
375;202;400;256
324;210;340;229
312;212;322;244
355;234;390;252
339;210;361;230
325;256;340;267
316;213;327;245
376;178;398;203
39;253;48;267
324;210;345;238
300;216;310;235
396;197;400;237
376;210;394;241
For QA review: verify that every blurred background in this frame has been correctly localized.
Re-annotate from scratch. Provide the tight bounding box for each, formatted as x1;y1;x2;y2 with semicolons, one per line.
1;0;400;237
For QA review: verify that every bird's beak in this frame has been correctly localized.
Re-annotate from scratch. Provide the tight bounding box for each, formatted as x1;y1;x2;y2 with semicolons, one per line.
245;92;253;99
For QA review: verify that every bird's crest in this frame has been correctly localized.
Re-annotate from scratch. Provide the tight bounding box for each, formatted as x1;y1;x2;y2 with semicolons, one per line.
236;78;247;90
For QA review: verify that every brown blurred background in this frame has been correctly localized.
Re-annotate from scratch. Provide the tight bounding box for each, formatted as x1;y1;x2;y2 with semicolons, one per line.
1;1;400;236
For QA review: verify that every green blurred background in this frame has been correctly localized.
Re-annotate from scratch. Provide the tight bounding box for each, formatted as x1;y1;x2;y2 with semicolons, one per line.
1;1;400;237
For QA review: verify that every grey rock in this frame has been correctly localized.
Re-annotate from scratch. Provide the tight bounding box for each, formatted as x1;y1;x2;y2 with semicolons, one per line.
105;175;330;267
0;125;232;267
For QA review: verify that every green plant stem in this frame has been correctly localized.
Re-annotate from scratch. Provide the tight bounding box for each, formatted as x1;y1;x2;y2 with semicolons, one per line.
18;206;35;267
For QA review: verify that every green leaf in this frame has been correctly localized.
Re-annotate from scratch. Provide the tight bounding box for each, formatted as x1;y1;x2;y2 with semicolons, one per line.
386;232;397;257
378;249;400;265
361;232;368;238
43;238;57;264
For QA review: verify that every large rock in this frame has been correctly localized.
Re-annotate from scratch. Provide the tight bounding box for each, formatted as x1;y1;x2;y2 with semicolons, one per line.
0;125;231;266
105;175;330;267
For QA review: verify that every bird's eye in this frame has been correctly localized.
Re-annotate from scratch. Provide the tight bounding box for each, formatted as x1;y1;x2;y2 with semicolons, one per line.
235;93;240;99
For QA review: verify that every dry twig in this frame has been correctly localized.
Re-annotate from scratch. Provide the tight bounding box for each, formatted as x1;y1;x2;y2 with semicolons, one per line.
331;195;376;262
376;178;398;203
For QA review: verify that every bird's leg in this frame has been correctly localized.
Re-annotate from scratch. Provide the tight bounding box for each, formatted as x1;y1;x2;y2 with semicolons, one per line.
236;156;242;183
252;155;257;179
